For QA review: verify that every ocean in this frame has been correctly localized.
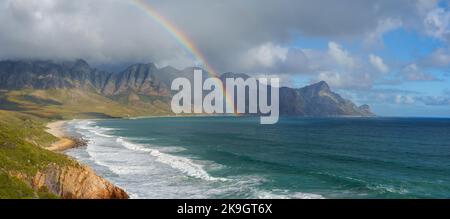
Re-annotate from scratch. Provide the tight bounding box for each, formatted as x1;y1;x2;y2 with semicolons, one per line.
65;116;450;199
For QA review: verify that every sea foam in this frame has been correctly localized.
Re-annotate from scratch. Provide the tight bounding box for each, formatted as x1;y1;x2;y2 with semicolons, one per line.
116;137;227;182
254;190;324;199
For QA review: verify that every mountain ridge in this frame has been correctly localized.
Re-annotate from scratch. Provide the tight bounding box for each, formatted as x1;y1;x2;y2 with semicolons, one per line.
0;59;374;117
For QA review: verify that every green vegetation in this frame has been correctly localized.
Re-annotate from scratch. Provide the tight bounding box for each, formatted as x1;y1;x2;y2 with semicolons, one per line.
0;171;36;198
1;88;171;119
0;171;59;199
0;110;75;198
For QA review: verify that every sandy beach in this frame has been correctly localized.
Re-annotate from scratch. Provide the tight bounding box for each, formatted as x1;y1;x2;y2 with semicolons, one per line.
46;121;79;152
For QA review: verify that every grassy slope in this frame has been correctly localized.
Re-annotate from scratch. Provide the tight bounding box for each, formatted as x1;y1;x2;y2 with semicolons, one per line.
2;89;171;119
0;110;74;198
0;88;171;198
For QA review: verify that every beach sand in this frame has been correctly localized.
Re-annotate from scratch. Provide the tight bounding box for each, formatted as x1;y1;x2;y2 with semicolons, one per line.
46;121;78;152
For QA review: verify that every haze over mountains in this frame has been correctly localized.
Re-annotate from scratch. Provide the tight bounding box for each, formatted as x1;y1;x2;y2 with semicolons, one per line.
0;59;374;117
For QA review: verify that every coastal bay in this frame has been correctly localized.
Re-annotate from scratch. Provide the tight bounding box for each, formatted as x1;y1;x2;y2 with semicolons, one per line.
64;116;450;199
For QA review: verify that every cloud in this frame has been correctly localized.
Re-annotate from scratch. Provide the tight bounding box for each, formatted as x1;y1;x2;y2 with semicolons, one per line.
352;88;420;105
0;0;444;73
423;48;450;68
395;95;416;104
353;87;450;106
316;70;373;89
369;54;389;73
239;41;387;86
416;89;450;106
416;95;450;105
238;42;311;74
241;43;288;69
0;0;195;68
424;7;450;41
242;41;380;89
350;87;450;107
328;42;355;68
308;42;391;89
415;0;439;15
364;18;402;46
401;64;439;81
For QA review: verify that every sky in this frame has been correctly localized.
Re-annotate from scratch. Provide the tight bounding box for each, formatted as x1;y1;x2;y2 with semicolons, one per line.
0;0;449;117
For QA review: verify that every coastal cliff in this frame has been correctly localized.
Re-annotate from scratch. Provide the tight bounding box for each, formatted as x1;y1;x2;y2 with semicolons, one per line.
32;163;128;199
0;110;128;199
41;121;129;199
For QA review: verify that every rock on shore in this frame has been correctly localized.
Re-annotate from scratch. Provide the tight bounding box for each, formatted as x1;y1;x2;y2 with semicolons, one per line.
32;163;129;199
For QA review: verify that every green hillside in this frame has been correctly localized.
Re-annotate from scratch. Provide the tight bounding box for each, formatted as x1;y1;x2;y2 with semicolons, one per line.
0;88;172;120
0;110;71;198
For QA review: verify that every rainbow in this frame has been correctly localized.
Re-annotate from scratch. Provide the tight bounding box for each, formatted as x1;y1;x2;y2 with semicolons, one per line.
130;0;236;112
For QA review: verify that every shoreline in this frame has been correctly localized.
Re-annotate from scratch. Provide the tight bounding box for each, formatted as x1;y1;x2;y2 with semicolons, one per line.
44;119;129;199
45;120;81;152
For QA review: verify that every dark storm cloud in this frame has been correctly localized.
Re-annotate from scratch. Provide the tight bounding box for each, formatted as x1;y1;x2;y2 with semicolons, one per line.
0;0;442;73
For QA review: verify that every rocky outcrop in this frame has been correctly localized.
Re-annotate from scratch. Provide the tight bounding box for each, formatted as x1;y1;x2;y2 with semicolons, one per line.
217;73;374;116
32;164;128;199
358;104;373;115
280;81;375;116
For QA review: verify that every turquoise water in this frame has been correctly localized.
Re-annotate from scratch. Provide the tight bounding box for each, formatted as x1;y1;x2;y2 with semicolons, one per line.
66;117;450;198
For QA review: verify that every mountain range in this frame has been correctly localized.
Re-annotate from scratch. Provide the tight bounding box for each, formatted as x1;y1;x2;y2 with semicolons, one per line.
0;59;374;118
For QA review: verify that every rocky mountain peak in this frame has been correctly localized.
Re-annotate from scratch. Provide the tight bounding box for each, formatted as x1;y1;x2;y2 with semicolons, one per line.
65;58;89;67
299;80;332;98
62;59;91;73
126;62;158;71
220;72;250;79
311;80;331;91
